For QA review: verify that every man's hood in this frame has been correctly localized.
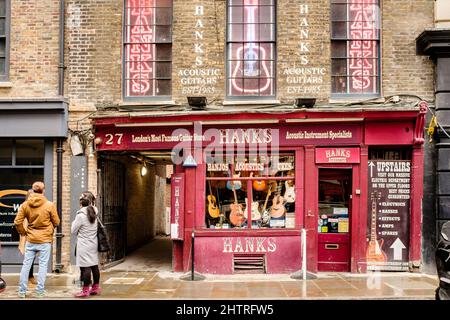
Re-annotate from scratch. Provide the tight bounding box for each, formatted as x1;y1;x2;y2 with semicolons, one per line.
27;193;47;208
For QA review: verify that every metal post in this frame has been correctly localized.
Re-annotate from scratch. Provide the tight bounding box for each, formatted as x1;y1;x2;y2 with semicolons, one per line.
191;231;194;281
302;228;307;280
291;228;317;280
55;139;64;272
180;230;205;281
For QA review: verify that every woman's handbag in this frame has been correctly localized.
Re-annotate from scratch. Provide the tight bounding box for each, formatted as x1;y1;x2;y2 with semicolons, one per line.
97;217;111;253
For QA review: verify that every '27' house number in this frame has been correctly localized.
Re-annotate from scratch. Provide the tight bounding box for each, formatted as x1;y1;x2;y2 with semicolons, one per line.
105;133;123;145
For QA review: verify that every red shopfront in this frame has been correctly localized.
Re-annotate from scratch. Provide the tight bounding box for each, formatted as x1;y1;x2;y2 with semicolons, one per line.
93;104;426;274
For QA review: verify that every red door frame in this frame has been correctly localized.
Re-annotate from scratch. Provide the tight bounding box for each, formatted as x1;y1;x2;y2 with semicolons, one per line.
304;148;361;273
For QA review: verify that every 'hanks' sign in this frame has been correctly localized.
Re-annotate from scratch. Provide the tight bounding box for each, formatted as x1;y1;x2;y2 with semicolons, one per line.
315;147;360;164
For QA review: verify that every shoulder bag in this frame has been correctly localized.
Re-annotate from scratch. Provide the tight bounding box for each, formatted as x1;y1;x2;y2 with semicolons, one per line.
97;216;111;253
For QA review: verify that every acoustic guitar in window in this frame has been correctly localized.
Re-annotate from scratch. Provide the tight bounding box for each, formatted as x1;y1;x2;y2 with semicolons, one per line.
207;181;220;218
229;182;246;227
366;191;387;264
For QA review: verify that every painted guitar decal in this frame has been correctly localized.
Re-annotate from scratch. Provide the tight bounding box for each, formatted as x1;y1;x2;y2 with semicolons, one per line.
230;0;272;95
366;191;387;264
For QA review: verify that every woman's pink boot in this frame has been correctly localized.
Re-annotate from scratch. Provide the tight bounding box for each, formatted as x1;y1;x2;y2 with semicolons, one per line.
74;286;90;298
89;283;101;296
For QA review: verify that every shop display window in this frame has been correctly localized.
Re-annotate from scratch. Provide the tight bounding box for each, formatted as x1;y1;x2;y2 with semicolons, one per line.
318;170;351;234
205;152;295;229
0;139;45;243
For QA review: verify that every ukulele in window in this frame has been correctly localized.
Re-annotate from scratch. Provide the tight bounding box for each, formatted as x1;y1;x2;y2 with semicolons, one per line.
270;183;286;218
207;181;220;218
366;191;387;264
229;183;246;227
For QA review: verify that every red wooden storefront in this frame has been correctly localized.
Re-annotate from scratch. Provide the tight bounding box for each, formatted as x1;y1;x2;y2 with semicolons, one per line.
93;103;426;274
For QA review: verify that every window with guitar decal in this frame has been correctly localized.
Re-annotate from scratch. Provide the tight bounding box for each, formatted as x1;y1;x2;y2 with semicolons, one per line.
331;0;380;95
123;0;172;98
205;153;295;229
226;0;276;97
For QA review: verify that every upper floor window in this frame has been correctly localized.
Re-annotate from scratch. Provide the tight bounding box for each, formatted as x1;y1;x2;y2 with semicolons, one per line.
331;0;380;96
123;0;172;99
0;0;10;81
227;0;275;98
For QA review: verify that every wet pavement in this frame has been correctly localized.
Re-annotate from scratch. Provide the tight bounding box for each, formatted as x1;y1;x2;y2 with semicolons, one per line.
0;270;438;300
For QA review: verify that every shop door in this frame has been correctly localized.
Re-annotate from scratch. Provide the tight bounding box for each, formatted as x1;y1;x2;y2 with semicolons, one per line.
317;169;352;272
98;158;126;265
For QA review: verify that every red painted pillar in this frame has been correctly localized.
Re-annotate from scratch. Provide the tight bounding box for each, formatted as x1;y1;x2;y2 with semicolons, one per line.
194;147;205;229
410;145;424;267
182;162;196;272
304;145;318;273
295;148;305;229
358;145;369;273
173;164;184;272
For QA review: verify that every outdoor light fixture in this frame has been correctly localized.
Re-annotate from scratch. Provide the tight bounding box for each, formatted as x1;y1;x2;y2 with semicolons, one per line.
294;98;316;108
187;96;207;110
94;137;103;145
141;162;148;177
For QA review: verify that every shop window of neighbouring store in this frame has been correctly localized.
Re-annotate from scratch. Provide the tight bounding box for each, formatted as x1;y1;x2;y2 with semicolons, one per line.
123;0;172;99
226;0;276;98
0;139;45;243
331;0;380;97
205;152;295;229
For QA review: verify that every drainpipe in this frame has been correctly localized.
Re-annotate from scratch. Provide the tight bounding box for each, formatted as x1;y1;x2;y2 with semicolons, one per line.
55;0;65;272
58;0;65;97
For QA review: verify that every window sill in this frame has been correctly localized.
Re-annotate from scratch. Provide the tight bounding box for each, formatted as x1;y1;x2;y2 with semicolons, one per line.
0;82;13;88
222;100;281;106
194;228;301;237
120;100;177;106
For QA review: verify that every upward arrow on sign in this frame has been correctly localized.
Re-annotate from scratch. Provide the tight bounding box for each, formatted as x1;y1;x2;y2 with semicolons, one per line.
368;161;375;177
390;238;406;260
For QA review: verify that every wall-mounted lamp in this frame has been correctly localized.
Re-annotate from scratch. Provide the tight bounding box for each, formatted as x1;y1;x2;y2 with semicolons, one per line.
70;134;84;156
94;137;103;145
294;98;316;108
187;96;207;110
141;162;148;177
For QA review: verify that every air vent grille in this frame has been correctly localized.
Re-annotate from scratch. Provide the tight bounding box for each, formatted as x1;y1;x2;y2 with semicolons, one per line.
233;254;266;274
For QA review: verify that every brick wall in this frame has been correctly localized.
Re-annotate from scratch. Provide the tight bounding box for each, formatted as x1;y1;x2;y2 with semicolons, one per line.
382;0;434;100
60;0;435;272
63;0;434;109
0;0;59;96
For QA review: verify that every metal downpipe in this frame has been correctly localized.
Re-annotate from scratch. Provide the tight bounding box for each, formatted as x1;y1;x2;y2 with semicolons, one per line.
55;0;65;272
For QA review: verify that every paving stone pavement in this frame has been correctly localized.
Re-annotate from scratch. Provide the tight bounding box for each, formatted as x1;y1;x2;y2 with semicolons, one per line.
0;270;439;300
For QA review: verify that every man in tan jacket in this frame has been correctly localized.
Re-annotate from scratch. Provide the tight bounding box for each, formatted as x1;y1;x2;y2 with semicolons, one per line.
14;181;60;298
